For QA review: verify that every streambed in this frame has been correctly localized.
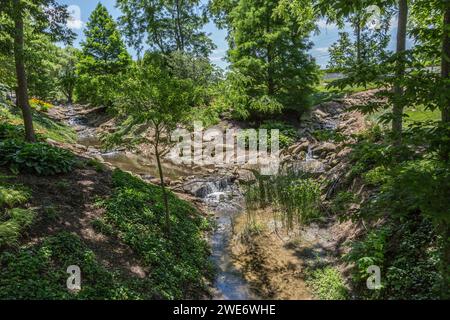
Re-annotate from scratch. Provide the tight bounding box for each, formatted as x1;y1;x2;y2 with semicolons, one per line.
63;107;257;300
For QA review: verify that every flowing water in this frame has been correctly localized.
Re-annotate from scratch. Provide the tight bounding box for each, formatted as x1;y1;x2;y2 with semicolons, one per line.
64;108;256;300
187;178;257;299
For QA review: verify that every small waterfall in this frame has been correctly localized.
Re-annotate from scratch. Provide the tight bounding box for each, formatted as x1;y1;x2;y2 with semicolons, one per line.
306;145;314;161
291;144;325;174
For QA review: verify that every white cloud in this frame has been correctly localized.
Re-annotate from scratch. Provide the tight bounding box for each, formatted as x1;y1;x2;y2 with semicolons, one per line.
209;48;226;62
311;47;329;54
67;18;83;29
317;18;337;30
67;5;83;30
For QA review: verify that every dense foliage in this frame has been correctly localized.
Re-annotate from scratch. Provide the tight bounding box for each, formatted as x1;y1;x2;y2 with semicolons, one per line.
75;3;131;107
102;169;212;299
0;139;75;175
212;0;319;120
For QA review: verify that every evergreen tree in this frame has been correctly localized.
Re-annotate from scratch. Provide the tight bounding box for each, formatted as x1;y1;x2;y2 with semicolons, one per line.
78;3;130;76
76;3;130;106
215;0;319;120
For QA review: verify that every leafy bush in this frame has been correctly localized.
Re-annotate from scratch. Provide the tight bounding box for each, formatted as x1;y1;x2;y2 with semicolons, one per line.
0;232;146;299
260;121;298;148
103;169;212;299
345;227;390;285
307;267;348;300
331;191;356;217
238;121;298;150
313;129;346;143
0;123;26;140
363;166;390;186
0;139;75;175
345;218;442;300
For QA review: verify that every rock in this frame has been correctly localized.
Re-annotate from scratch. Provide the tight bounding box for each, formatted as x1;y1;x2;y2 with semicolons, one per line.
292;141;310;154
236;169;256;183
74;144;88;151
312;108;329;119
337;147;352;158
45;138;58;145
313;142;337;156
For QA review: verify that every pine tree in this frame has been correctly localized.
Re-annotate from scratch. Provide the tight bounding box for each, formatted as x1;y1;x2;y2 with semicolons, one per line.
216;0;319;120
79;3;130;76
76;3;130;106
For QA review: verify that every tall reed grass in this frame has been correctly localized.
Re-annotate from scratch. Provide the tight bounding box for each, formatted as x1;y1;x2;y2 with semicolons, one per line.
243;168;322;232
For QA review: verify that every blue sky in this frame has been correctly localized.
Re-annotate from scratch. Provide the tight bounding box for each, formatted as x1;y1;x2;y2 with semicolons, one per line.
61;0;402;70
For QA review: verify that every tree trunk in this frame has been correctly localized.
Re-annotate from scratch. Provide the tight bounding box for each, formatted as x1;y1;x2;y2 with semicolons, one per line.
441;6;450;162
392;0;408;143
13;0;36;142
355;15;362;65
440;6;450;300
155;132;170;234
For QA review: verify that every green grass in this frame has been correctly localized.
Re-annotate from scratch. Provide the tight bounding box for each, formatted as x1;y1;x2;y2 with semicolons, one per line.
0;184;30;208
405;105;441;123
1;103;76;143
312;82;378;106
367;105;441;126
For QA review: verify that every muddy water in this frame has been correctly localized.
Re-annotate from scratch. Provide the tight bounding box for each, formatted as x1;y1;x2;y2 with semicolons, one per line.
65;110;256;300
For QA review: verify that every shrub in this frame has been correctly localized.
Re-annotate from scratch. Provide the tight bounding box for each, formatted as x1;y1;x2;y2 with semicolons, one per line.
345;227;390;285
307;267;348;300
0;123;26;140
238;121;298;150
0;139;75;175
313;129;346;143
260;121;298;149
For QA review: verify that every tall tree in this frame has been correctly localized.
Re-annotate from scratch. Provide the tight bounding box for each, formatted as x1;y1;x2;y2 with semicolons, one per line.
441;3;450;145
392;0;409;143
79;3;130;76
327;12;391;77
116;0;215;57
439;0;450;299
76;3;130;106
57;47;79;104
214;0;319;120
0;0;74;142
